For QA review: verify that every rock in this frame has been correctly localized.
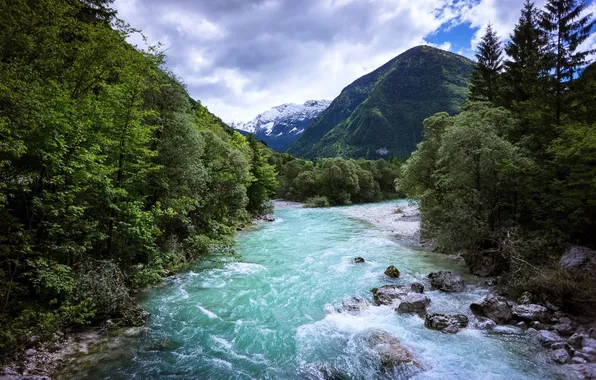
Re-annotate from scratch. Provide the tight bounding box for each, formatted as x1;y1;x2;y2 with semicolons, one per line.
551;341;566;350
531;321;547;330
573;364;596;379
581;346;596;362
512;304;549;322
384;265;400;278
396;293;430;316
371;285;409;306
428;270;465;292
559;316;572;325
551;348;571;364
475;317;497;330
337;297;370;314
262;214;275;222
517;292;533;305
571;356;587;364
553;323;574;336
589;327;596;339
569;333;585;348
361;329;415;370
516;321;527;329
299;363;349;380
410;282;424;293
537;330;564;348
583;337;596;349
559;245;596;272
424;313;469;334
470;294;513;324
353;257;365;264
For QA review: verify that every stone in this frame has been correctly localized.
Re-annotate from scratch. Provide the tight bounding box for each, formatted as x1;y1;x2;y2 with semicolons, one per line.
512;304;549;322
516;321;527;329
371;285;409;306
353;257;365;264
396;293;430;316
384;265;400;278
424;313;469;334
299;364;349;380
410;282;424;293
571;356;587;364
428;270;465;292
581;346;596;361
553;323;574;336
573;364;596;379
568;333;585;348
338;297;370;315
531;321;546;330
551;348;571;364
262;214;275;222
559;245;596;272
551;341;566;350
470;294;513;324
475;317;497;330
583;337;596;349
537;330;564;348
361;329;415;369
589;327;596;339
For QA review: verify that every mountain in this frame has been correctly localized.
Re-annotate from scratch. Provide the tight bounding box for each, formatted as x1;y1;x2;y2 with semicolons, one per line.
288;45;474;159
231;100;331;151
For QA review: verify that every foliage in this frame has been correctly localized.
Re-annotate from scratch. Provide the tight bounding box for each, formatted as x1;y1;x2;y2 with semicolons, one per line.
288;45;473;160
469;24;504;102
0;0;276;355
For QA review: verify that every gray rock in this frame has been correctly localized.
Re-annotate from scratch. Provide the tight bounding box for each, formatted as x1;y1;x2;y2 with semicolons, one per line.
512;304;549;322
361;329;416;369
559;245;596;271
581;346;596;362
571;356;587;364
428;271;465;292
384;266;400;278
371;285;409;306
410;282;424;293
589;327;596;339
551;348;571;364
551;341;566;350
531;321;547;330
338;297;370;314
553;323;574;336
572;364;596;380
396;293;430;316
537;330;564;348
516;321;527;328
583;337;596;349
425;313;469;334
568;333;585;348
470;294;513;324
353;257;365;264
475;317;497;330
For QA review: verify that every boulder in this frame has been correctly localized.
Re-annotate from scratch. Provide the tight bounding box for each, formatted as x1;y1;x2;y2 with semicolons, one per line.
361;329;415;370
553;323;574;336
470;294;513;324
475;317;497;330
371;285;409;306
384;266;400;278
537;330;564;348
337;297;370;315
551;348;571;364
568;333;585;348
559;245;596;272
396;293;430;316
410;282;424;293
424;313;469;334
512;304;549;322
428;271;465;292
353;257;365;264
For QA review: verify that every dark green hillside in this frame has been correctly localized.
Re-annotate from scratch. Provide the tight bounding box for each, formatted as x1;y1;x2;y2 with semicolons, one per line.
288;45;473;159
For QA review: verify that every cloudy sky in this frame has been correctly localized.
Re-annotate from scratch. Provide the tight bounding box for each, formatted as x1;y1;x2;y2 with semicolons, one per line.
113;0;595;123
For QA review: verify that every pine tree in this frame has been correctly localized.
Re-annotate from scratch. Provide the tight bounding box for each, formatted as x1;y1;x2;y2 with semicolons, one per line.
470;24;504;102
504;1;544;105
540;0;594;124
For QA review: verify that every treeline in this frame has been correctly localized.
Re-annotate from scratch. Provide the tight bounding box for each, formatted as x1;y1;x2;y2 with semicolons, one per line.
399;0;595;310
271;153;401;206
0;0;276;353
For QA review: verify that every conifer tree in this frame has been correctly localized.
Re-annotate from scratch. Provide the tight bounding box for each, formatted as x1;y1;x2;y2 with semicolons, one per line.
540;0;594;124
470;24;504;102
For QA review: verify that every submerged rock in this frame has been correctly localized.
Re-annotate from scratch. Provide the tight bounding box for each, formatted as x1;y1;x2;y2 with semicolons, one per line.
353;257;365;264
361;329;416;370
299;363;350;380
384;266;400;278
470;294;513;324
371;285;409;306
512;304;549;322
396;293;430;316
427;271;465;292
337;297;370;315
424;313;469;334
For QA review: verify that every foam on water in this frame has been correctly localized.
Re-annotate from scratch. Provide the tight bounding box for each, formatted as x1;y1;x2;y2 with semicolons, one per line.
70;200;569;380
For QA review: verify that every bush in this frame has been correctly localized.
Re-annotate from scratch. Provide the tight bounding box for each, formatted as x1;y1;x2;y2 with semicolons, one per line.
304;196;330;208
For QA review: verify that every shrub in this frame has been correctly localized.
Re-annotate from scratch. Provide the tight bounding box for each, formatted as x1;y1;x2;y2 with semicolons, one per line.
304;196;330;208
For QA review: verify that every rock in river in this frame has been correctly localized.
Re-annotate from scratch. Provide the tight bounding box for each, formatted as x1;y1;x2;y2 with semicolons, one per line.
361;329;416;370
537;330;564;348
396;293;430;316
428;271;465;292
512;304;549;322
384;265;400;278
371;285;409;306
470;294;513;324
424;313;469;334
410;282;424;293
353;257;365;264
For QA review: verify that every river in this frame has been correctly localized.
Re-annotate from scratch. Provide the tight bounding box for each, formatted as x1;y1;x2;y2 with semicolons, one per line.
67;200;565;379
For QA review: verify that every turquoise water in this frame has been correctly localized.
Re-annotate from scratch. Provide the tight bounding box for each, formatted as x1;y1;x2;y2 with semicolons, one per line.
76;200;564;379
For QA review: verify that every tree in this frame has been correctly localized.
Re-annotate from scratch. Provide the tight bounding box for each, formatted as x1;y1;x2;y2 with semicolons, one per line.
470;24;504;102
540;0;594;124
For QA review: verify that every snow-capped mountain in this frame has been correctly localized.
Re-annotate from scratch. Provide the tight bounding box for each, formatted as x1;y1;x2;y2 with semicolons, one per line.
230;100;331;151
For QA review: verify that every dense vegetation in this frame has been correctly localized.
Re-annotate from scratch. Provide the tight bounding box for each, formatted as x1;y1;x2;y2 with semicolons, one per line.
288;46;473;160
400;0;595;311
271;154;401;207
0;0;277;354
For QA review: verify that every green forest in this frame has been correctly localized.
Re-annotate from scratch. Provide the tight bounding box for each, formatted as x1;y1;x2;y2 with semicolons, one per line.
399;0;595;311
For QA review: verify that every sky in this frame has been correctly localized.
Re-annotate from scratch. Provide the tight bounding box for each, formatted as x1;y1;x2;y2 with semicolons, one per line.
113;0;596;123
